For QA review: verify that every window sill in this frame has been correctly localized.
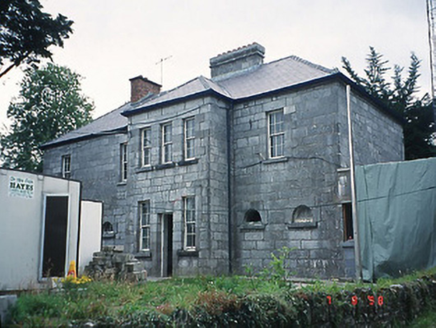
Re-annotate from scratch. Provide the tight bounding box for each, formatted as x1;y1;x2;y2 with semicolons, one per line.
136;166;153;173
263;157;289;165
102;232;116;239
178;158;199;166
117;181;127;186
240;223;266;231
135;250;152;259
155;162;176;170
177;249;199;257
341;239;355;248
287;222;317;229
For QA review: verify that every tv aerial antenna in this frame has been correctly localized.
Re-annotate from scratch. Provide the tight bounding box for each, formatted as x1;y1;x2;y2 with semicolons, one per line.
156;55;173;86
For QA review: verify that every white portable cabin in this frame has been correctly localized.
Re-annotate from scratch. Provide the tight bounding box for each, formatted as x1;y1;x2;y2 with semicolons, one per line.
0;168;101;291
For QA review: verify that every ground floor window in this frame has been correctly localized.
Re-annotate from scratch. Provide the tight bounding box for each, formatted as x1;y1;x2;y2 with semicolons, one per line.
183;197;196;250
139;201;151;250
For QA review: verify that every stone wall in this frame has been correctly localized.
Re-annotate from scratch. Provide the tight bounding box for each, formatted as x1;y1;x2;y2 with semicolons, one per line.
125;96;230;276
43;132;128;248
231;83;344;278
231;81;404;278
337;83;404;166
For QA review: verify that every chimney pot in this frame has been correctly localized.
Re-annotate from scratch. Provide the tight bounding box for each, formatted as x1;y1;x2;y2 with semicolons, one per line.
129;76;161;103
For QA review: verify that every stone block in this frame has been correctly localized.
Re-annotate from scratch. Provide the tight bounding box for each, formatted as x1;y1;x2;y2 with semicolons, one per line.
0;295;17;326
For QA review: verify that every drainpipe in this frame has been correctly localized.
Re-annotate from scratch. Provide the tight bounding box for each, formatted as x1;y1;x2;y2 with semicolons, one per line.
346;85;363;281
227;102;233;274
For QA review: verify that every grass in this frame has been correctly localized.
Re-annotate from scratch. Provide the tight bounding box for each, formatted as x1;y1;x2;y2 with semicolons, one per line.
7;266;436;327
7;276;293;326
408;306;436;328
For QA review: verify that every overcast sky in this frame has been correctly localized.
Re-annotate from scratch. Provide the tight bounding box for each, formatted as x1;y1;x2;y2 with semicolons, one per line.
0;0;431;127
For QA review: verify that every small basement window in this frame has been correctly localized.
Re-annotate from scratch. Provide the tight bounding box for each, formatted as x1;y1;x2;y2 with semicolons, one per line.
102;221;115;238
292;205;313;223
244;209;262;223
288;205;317;229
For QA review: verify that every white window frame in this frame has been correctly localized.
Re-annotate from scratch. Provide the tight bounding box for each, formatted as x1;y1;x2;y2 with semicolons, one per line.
141;128;152;167
62;155;71;178
161;123;172;164
183;197;196;250
120;143;128;182
139;201;151;251
268;109;285;158
184;117;195;160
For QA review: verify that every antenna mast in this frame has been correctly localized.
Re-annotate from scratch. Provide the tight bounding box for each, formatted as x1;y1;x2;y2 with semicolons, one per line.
156;56;173;86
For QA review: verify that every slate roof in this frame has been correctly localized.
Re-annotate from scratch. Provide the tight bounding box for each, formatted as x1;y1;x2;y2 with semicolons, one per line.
40;102;130;149
124;55;336;116
40;54;353;148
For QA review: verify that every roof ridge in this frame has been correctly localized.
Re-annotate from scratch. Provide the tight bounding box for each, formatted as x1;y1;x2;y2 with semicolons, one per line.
94;102;130;119
287;55;335;74
131;76;208;109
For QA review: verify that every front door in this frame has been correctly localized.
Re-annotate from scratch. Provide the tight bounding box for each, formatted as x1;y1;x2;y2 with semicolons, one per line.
160;214;173;277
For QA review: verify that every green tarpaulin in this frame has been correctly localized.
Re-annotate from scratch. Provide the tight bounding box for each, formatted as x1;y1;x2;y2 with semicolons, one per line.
356;157;436;281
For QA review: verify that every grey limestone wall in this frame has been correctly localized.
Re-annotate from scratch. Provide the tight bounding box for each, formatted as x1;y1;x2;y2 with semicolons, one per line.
337;83;404;167
125;96;230;276
231;83;345;278
43;133;128;247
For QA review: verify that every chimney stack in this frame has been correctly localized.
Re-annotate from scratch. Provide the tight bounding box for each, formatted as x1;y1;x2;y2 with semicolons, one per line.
209;42;265;81
129;76;161;103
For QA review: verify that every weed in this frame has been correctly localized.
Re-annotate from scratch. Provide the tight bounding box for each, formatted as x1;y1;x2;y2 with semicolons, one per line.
259;246;294;287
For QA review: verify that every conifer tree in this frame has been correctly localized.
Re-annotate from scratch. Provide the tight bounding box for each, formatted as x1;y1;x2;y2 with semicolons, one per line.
342;48;435;160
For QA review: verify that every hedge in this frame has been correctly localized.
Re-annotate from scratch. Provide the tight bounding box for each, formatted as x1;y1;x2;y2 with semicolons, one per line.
67;273;436;327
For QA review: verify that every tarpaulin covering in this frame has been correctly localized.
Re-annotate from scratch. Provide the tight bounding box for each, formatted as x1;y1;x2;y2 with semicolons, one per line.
356;157;436;281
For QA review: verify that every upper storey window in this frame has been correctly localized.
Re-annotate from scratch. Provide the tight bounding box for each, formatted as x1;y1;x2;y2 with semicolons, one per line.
141;128;151;167
268;109;284;158
161;123;172;164
62;155;71;178
184;117;195;160
120;143;128;182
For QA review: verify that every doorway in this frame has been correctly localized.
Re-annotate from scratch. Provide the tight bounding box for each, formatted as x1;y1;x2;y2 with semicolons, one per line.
41;195;69;278
160;214;173;277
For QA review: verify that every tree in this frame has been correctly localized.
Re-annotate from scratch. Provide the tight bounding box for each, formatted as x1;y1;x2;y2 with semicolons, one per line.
0;0;73;78
342;47;435;160
0;63;94;172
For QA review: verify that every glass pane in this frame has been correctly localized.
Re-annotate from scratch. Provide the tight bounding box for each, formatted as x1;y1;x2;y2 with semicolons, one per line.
187;222;195;233
142;227;150;249
186;139;195;158
164;124;172;143
143;148;150;165
187;234;195;248
164;144;172;162
186;119;194;138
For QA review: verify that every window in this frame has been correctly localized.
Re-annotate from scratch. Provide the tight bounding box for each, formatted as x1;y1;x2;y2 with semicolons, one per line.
292;205;314;223
139;201;151;250
62;155;71;178
268;110;284;158
183;197;196;249
343;203;354;241
120;143;128;181
161;123;172;163
103;221;114;233
102;221;115;239
244;209;262;223
141;128;152;166
184;118;195;160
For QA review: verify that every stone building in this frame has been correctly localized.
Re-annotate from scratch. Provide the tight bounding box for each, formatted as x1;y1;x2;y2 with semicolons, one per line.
42;43;404;278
